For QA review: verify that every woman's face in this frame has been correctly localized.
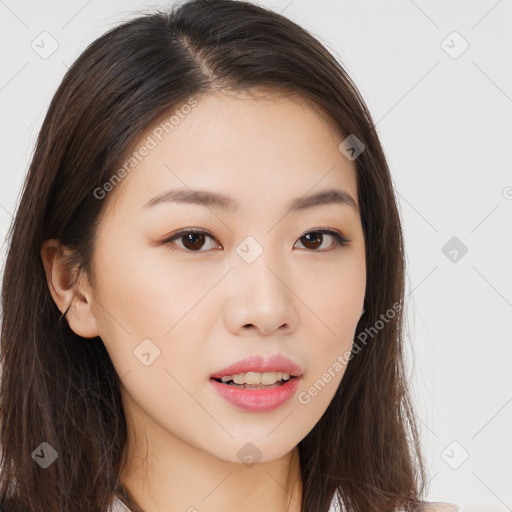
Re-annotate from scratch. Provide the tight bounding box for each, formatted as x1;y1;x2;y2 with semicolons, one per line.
87;88;366;463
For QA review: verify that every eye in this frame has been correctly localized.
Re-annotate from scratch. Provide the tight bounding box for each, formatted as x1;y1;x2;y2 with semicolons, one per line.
294;229;351;251
163;229;220;252
162;228;351;253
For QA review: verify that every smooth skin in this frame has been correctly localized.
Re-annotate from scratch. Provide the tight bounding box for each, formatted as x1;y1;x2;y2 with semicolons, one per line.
41;87;366;512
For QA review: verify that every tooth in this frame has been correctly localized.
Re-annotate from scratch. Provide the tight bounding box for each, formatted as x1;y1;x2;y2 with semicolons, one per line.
244;372;262;385
233;373;246;384
261;372;278;385
219;371;289;385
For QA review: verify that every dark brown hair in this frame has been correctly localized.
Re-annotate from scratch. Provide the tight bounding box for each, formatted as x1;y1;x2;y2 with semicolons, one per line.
0;1;427;511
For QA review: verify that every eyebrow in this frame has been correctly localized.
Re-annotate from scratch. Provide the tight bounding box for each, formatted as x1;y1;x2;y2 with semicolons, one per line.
142;188;359;214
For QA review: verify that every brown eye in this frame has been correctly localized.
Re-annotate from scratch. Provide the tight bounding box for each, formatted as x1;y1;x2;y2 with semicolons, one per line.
181;232;207;251
299;232;323;250
295;229;350;251
164;230;220;252
163;228;350;253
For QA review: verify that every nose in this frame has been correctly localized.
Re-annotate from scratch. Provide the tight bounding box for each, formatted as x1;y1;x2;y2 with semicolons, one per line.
222;254;298;337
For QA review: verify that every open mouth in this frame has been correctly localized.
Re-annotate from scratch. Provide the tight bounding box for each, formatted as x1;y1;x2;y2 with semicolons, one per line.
211;376;298;389
209;370;302;412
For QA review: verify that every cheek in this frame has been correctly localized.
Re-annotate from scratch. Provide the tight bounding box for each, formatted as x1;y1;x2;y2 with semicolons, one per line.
97;235;219;334
322;274;364;337
293;252;365;338
292;255;364;397
94;248;221;389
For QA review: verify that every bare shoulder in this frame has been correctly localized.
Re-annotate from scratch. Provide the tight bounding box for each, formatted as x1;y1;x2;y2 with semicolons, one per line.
413;502;459;512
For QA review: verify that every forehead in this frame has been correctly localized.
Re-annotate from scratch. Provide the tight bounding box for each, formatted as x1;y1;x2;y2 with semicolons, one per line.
102;88;358;218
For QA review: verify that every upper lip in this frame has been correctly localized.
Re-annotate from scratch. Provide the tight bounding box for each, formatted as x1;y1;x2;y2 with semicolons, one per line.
210;355;303;379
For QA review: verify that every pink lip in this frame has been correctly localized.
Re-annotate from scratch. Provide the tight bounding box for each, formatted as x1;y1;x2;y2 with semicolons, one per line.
209;355;303;413
210;376;301;412
210;354;303;379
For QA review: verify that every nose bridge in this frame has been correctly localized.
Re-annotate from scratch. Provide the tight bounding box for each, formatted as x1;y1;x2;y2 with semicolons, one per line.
233;234;286;301
224;234;296;334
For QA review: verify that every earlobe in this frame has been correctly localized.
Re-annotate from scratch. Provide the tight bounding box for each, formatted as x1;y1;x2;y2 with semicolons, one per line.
40;239;99;339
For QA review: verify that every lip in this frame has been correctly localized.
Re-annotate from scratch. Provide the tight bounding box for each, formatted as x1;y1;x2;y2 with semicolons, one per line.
210;354;303;379
209;355;303;413
210;376;301;412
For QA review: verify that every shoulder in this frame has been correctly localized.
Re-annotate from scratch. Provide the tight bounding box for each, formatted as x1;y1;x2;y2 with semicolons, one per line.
111;496;132;512
327;493;460;512
412;502;460;512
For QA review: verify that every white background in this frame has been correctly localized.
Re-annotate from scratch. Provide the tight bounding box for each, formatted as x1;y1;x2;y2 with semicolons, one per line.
0;1;511;510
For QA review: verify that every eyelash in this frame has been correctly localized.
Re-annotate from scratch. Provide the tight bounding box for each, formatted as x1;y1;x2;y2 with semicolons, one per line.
162;228;352;253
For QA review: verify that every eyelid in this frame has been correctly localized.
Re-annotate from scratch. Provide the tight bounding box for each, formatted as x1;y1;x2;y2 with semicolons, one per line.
304;227;352;245
164;228;220;250
162;227;352;252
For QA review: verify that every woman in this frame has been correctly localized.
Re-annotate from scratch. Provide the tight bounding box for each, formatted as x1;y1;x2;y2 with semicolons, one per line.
0;1;459;511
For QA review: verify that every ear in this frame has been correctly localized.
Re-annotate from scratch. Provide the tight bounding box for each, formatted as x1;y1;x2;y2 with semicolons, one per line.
40;239;99;338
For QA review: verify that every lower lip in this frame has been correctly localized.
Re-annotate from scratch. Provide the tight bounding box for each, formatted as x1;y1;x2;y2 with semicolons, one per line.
209;377;301;412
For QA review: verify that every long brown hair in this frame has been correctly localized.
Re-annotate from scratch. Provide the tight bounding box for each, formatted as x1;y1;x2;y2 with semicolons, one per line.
0;1;427;511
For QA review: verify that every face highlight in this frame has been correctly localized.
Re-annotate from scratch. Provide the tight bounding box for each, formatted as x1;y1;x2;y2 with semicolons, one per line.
86;88;366;472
